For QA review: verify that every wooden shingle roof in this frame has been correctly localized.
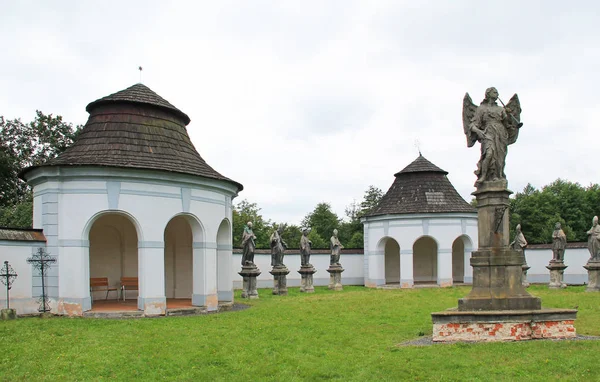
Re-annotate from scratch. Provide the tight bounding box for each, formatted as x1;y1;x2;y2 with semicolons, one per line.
22;84;242;191
366;155;475;217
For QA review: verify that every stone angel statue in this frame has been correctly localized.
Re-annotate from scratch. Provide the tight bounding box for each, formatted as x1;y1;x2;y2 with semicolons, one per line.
462;87;522;187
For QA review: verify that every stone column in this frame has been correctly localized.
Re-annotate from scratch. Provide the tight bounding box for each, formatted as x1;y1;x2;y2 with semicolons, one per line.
583;260;600;291
298;265;317;293
239;264;261;299
270;266;290;295
546;260;567;289
327;264;344;291
458;181;541;311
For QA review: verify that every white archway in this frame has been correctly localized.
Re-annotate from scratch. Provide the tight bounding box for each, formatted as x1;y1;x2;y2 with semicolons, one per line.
216;218;233;302
453;235;473;284
413;236;438;284
377;237;400;284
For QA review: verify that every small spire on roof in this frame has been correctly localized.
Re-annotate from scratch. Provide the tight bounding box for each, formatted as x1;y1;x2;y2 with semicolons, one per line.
414;139;422;156
138;66;143;83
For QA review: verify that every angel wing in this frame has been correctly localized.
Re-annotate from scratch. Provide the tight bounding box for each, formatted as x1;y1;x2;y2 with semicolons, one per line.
504;94;522;145
462;93;478;147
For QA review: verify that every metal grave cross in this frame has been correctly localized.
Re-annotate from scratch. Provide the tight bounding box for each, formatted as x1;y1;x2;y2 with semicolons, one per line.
27;248;56;313
0;261;18;310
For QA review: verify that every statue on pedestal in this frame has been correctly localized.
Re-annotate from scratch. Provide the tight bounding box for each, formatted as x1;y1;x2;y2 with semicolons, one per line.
552;222;567;262
587;216;600;262
462;87;522;187
270;225;287;267
330;229;343;266
241;221;257;266
300;228;313;267
510;224;527;253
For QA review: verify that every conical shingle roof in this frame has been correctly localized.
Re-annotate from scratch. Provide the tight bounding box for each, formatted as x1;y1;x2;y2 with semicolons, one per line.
21;84;242;191
366;155;474;216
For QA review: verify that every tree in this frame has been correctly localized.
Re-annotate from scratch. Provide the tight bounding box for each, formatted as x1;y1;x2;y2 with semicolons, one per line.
301;203;340;246
0;111;81;227
277;223;302;250
359;185;383;217
232;199;272;248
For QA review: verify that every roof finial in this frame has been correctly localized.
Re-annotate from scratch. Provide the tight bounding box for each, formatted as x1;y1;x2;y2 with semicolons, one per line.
138;66;143;83
414;138;422;156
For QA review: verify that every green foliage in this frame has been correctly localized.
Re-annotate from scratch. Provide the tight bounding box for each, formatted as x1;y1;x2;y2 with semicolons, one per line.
277;223;301;249
345;231;364;248
232;199;272;248
2;286;600;380
509;179;600;244
301;202;340;244
0;111;81;227
359;185;383;216
307;226;328;249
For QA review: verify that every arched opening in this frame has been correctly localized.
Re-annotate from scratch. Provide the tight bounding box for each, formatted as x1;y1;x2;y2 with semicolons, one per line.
452;237;465;283
164;216;194;301
89;213;139;308
217;219;233;302
380;237;400;285
413;236;438;285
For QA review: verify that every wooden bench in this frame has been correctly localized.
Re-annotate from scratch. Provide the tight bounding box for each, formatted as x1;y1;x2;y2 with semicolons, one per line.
90;277;118;301
120;277;139;301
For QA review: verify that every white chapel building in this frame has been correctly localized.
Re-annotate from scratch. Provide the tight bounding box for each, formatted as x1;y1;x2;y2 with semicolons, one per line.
362;155;478;288
4;83;242;316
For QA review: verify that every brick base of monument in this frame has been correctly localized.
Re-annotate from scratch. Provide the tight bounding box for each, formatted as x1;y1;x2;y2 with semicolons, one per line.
431;308;577;342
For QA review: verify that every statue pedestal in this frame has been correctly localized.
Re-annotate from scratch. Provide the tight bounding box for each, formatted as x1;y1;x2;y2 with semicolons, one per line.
583;260;600;292
327;265;344;291
239;264;261;299
269;266;290;295
522;264;530;287
546;261;567;289
1;309;17;320
298;265;317;293
458;183;540;311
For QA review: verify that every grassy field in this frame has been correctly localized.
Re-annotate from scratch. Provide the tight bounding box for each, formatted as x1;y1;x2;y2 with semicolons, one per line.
1;285;599;381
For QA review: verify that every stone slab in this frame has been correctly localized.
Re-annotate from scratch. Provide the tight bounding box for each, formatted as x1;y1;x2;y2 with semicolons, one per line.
431;308;577;342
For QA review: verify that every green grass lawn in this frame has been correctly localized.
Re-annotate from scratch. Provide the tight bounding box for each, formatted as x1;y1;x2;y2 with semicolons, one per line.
1;285;599;381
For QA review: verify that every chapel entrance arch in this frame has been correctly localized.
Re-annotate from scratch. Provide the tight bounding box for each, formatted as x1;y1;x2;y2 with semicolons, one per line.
452;235;472;284
88;212;139;305
216;219;233;302
379;237;400;284
164;216;194;299
413;236;438;284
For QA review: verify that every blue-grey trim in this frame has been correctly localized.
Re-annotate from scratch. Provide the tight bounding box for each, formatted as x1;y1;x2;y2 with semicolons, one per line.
389;222;421;228
437;278;453;285
25;166;240;197
465;246;473;253
362;212;478;223
217;244;233;250
218;291;234;302
59;239;90;247
190;195;226;206
181;187;191;212
383;221;389;236
193;241;218;249
438;248;452;254
107;181;121;209
0;240;45;246
463;276;473;284
192;294;218;311
34;188;60;198
422;220;429;235
233;277;365;289
400;249;413;255
138;297;166;311
400;278;414;286
370;278;385;286
527;274;587;285
138;241;164;248
120;189;180;199
461;219;467;234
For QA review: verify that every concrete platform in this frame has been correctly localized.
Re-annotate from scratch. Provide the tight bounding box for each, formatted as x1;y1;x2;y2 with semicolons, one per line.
83;299;235;318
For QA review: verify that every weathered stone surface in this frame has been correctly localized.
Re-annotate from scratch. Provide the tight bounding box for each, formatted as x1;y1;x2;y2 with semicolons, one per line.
239;264;261;299
327;265;344;291
298;265;317;293
583;260;600;291
270;266;290;295
0;309;17;320
547;261;568;289
522;264;530;287
432;308;577;342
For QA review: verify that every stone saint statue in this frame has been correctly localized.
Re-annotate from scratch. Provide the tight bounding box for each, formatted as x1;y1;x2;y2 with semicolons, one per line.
463;87;522;187
270;225;287;267
241;221;257;266
330;229;344;266
587;216;600;261
552;222;567;262
300;228;313;267
510;224;527;253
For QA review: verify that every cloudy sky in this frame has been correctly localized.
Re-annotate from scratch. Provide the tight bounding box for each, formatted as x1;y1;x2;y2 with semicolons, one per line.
2;1;599;225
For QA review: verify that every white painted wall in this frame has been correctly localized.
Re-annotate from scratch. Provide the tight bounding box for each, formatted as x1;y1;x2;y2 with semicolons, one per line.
525;247;589;285
0;242;39;314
